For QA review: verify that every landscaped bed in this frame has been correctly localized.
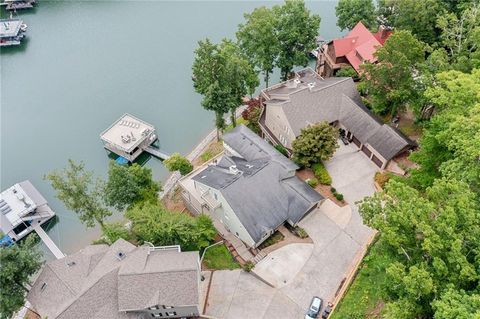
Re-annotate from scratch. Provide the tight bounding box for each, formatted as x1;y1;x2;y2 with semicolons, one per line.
331;240;394;319
202;244;240;270
258;230;285;250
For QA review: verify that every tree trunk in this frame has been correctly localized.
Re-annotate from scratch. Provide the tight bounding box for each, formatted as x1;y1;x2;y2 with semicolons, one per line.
230;108;237;128
264;71;269;88
97;218;105;230
215;112;224;141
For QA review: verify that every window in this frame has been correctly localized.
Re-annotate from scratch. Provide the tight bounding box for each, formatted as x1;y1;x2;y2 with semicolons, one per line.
166;312;177;317
163;306;173;309
149;306;160;310
151;313;162;318
214;193;218;200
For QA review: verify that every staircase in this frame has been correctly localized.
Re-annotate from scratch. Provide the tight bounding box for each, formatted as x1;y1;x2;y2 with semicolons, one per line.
251;251;267;265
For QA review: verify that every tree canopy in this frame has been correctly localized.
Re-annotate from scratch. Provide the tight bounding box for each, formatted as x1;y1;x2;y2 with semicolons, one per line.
360;178;480;318
361;30;426;115
335;0;377;31
291;121;338;167
0;236;42;319
125;202;216;251
104;162;160;211
163;153;194;176
45;159;111;229
273;0;321;80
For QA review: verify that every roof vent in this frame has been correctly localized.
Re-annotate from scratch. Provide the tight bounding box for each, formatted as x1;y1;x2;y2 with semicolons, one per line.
67;261;76;267
294;79;301;85
308;82;316;90
229;165;240;175
116;251;126;260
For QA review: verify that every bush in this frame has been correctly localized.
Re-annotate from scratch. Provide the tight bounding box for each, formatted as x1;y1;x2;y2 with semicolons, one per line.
335;193;344;201
241;98;262;134
374;172;392;189
336;66;358;79
101;222;132;245
312;163;332;185
274;144;289;157
330;187;337;193
243;260;255;272
164;153;193;176
307;178;318;188
295;226;309;239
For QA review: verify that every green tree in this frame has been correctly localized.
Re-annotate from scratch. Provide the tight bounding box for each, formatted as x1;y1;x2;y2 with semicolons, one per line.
437;3;480;72
99;222;132;245
104;161;160;211
237;6;279;87
126;202;216;251
360;178;480;318
45;159;111;228
335;0;377;31
291;122;339;167
378;0;446;45
432;287;480;319
361;30;426;115
0;236;42;319
273;0;321;80
164;153;193;176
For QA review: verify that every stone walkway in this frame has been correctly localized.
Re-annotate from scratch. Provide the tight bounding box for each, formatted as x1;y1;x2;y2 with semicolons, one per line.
213;219;254;262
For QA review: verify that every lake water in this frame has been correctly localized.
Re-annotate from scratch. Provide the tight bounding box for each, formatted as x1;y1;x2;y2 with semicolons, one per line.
1;0;342;257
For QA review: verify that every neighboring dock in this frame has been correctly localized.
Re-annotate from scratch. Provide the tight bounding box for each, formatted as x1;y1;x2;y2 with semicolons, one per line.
0;180;65;259
100;113;170;163
0;18;27;47
3;0;36;10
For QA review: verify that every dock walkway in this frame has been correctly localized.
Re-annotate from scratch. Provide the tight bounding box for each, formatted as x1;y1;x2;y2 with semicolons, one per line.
33;225;65;260
145;146;170;160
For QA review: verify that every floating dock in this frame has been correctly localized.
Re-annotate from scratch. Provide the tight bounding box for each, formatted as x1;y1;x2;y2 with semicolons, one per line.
3;0;36;10
0;181;65;259
0;18;27;47
100;113;169;163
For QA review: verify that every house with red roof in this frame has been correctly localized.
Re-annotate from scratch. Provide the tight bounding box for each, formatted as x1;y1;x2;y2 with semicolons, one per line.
316;22;392;77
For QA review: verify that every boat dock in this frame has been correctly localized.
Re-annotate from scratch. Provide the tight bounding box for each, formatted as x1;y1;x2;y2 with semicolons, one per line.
101;113;170;163
0;18;27;47
144;146;170;160
3;0;36;10
0;180;65;260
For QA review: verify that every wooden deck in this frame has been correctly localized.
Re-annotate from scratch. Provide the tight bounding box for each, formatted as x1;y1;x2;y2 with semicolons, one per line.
33;225;65;260
144;146;170;160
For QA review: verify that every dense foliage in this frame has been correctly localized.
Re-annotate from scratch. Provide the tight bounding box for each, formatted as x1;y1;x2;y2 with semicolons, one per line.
335;0;377;31
0;236;42;319
164;153;194;176
126;202;216;251
312;162;332;185
241;98;262;134
292;122;338;167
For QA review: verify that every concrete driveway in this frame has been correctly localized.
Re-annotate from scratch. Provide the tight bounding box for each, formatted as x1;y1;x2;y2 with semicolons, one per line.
324;141;378;204
204;200;374;319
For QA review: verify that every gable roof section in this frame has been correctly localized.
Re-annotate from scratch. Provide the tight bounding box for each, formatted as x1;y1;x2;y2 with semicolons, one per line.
194;125;323;243
28;240;199;319
262;68;415;161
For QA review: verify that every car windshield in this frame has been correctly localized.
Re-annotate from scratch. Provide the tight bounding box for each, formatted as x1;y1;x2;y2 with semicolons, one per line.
307;310;317;317
311;306;318;312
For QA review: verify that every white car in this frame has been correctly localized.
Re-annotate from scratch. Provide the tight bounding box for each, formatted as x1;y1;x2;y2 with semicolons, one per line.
305;296;323;319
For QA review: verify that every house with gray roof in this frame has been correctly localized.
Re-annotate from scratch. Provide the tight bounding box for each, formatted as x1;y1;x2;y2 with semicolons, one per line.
179;125;323;248
27;239;200;319
259;68;416;169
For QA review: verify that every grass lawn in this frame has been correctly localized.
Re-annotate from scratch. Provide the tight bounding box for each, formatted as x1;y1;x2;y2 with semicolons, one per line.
202;244;240;270
199;141;224;164
331;240;395;319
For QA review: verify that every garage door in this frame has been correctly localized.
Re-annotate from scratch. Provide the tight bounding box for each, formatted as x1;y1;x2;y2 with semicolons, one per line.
361;145;372;158
371;154;384;168
352;136;361;147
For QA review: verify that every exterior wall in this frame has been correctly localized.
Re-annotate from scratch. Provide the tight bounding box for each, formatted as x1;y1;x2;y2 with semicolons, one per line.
141;305;199;318
264;105;295;149
194;181;256;248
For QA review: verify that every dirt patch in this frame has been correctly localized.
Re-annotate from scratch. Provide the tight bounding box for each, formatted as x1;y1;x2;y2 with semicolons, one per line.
162;185;187;212
192;141;224;167
296;169;347;207
367;300;385;318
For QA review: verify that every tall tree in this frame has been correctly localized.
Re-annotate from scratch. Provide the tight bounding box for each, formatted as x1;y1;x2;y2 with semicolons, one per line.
273;0;321;80
237;6;279;87
163;153;194;176
361;30;426;115
291;121;339;167
360;178;480;318
377;0;446;45
104;161;160;211
437;3;480;72
0;236;42;319
335;0;377;31
45;159;111;228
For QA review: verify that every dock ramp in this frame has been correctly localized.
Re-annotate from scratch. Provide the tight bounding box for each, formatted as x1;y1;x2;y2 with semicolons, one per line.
33;225;65;259
144;146;170;160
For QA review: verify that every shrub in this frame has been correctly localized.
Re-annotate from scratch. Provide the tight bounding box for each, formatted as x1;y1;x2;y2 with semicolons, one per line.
101;222;132;245
295;226;309;239
312;163;332;185
330;187;337;193
201;150;214;162
306;178;318;188
336;66;358;79
241;98;262;134
335;193;344;201
374;172;392;189
164;153;193;176
274;144;289;157
243;261;255;272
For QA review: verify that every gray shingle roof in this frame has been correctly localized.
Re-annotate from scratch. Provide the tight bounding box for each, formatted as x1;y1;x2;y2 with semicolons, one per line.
263;68;415;160
27;240;199;318
194;125;323;243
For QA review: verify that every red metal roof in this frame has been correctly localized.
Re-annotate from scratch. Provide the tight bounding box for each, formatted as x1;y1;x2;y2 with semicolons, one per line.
330;22;391;72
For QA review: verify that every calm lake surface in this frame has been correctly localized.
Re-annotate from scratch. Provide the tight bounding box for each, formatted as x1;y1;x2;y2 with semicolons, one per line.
1;0;342;257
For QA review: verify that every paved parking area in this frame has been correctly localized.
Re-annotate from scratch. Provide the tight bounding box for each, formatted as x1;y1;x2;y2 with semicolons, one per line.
324;141;378;204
